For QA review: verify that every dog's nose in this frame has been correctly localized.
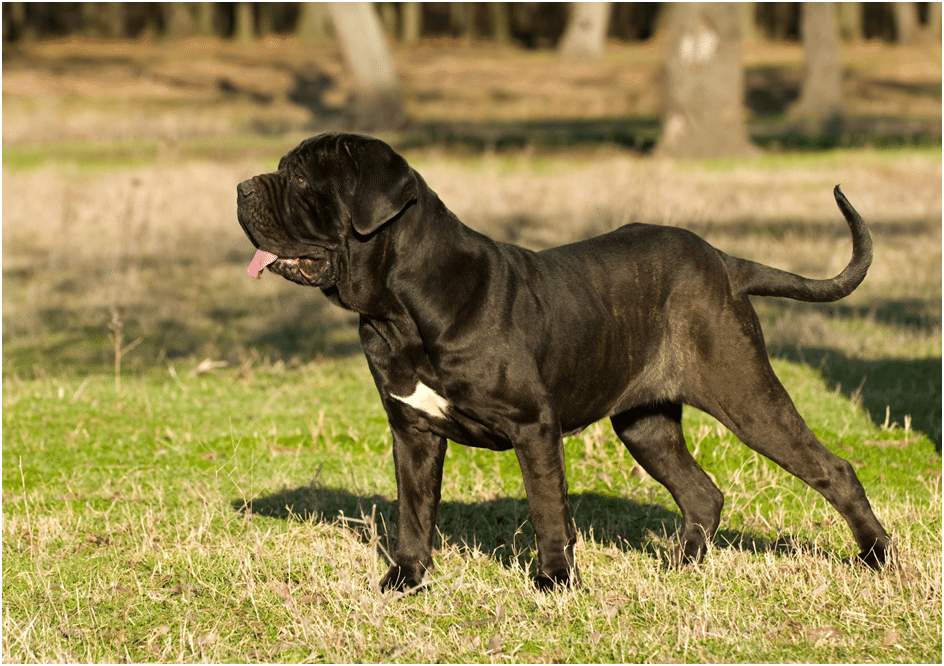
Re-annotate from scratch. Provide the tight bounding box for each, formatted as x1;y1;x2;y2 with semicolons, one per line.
237;179;256;199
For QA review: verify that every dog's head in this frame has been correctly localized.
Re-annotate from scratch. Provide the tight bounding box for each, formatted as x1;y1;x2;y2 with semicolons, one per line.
237;133;417;290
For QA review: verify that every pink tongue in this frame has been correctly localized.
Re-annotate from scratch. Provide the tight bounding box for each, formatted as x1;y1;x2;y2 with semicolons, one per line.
247;250;278;279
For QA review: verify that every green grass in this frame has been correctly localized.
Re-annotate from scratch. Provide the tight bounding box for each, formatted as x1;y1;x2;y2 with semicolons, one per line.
1;135;295;172
3;358;941;663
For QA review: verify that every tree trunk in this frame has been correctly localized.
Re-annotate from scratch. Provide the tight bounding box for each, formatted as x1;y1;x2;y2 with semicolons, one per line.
295;2;331;44
791;2;843;129
838;2;863;41
163;3;195;40
233;3;255;43
891;2;920;44
558;2;611;60
257;3;276;38
929;2;942;41
450;3;473;39
195;3;216;36
490;3;512;45
5;2;34;42
378;3;397;38
656;3;757;159
401;3;422;44
83;2;124;38
740;3;758;42
298;3;331;44
328;2;407;131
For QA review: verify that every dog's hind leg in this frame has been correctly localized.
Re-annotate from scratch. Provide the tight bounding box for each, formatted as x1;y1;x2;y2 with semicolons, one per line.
611;403;724;565
689;335;891;569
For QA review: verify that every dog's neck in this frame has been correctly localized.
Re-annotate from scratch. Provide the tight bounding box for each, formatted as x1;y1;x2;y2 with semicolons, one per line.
335;174;503;332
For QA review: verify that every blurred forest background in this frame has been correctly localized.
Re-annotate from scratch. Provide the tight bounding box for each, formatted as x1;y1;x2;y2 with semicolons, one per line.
2;2;942;153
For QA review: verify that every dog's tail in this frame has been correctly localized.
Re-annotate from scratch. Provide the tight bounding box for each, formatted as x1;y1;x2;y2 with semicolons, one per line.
725;185;872;302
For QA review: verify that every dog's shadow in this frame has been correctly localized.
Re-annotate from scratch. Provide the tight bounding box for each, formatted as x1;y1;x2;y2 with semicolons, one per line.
232;481;817;573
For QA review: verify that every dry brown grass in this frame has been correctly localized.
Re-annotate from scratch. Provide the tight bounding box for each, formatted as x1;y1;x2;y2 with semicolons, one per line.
3;150;940;369
2;37;940;145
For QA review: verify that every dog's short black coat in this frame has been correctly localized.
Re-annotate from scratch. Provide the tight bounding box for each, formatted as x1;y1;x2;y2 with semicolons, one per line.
237;133;891;591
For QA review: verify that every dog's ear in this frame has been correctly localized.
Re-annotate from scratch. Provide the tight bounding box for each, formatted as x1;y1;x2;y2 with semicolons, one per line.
350;140;417;236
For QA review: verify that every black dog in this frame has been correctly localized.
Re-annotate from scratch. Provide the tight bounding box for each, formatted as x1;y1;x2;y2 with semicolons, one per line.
237;133;890;591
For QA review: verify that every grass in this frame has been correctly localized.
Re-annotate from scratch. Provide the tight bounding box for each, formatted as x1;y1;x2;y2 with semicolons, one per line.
2;359;941;663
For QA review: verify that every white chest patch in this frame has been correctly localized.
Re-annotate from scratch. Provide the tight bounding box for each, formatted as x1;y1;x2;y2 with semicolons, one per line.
390;382;450;419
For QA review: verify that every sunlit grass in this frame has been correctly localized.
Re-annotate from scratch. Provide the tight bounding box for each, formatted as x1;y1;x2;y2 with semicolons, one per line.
2;360;940;663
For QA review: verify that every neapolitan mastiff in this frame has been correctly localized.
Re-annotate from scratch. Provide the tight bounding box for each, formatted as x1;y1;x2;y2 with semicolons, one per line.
237;133;890;591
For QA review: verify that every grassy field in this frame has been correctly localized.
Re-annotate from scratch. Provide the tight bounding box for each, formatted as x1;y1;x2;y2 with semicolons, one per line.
3;360;941;662
3;39;942;663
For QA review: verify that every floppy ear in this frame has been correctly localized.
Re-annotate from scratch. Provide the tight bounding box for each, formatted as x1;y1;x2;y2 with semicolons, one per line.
350;140;417;236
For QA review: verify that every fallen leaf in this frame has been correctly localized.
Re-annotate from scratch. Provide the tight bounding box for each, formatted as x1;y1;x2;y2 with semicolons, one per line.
809;581;829;598
485;636;502;655
809;625;844;643
881;629;901;647
58;625;83;640
864;440;909;449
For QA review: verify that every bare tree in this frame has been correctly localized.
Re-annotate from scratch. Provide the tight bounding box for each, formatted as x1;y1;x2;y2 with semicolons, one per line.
233;2;254;43
656;3;756;159
930;2;943;41
328;2;407;131
257;3;277;38
298;3;331;44
558;2;611;60
791;2;843;129
838;2;864;41
891;1;920;44
401;2;422;44
195;3;216;37
82;2;124;38
377;2;397;37
4;2;34;42
163;2;195;40
490;3;512;45
740;2;758;41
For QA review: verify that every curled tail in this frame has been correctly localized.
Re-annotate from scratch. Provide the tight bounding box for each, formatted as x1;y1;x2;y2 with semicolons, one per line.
725;185;872;302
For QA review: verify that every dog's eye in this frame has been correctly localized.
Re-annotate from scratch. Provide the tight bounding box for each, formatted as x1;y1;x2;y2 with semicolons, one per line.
296;176;307;186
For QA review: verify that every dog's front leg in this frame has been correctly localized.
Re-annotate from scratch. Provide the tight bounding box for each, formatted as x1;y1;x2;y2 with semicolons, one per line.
379;425;448;593
513;421;580;590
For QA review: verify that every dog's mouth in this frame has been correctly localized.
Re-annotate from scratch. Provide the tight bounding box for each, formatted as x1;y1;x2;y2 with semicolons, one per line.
247;249;336;289
247;250;323;279
247;249;279;279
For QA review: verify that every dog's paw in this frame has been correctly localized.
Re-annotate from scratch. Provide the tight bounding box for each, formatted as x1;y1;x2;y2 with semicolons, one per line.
857;542;894;571
534;566;581;592
379;564;426;593
667;542;707;569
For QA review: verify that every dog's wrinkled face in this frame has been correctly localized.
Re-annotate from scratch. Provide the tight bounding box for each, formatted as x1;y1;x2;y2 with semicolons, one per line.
237;133;418;292
237;138;347;289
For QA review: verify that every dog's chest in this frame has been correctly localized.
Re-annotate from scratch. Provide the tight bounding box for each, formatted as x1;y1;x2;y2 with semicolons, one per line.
389;381;450;419
384;378;514;451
